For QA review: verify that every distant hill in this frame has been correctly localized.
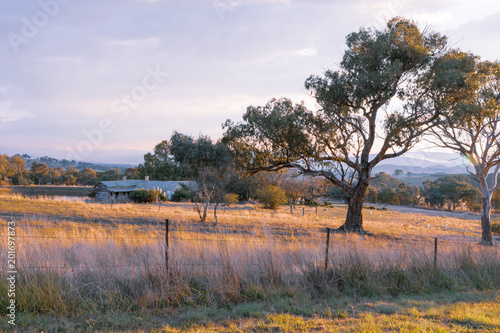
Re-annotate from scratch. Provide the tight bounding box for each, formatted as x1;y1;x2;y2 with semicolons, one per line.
373;163;469;175
373;151;470;175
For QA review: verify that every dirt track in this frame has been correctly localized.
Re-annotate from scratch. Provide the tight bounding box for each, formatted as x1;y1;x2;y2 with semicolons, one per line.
376;204;484;221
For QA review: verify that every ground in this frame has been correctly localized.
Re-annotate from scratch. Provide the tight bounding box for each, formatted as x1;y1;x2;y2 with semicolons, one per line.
0;189;499;332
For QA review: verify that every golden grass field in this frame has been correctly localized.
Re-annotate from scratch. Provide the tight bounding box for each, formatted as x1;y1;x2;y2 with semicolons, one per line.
0;193;499;332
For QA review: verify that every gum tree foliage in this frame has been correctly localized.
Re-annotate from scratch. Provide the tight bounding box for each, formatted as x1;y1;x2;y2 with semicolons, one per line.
30;161;50;185
394;169;404;177
169;132;233;223
423;175;478;211
428;58;500;245
223;18;467;233
138;140;192;181
0;154;29;185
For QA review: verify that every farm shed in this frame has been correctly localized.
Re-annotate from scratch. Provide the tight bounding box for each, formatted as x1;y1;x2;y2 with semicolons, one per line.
94;179;197;201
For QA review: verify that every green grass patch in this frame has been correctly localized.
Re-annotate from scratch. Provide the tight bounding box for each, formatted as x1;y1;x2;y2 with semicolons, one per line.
3;291;498;332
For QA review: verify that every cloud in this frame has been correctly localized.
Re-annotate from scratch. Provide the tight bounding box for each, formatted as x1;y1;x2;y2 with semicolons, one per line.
0;100;35;126
294;47;317;56
1;0;499;161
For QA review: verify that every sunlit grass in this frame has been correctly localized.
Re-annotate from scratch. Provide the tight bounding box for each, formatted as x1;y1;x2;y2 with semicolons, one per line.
0;194;499;332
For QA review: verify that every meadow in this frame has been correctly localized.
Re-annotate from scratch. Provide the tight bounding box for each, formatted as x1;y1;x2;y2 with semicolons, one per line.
0;192;499;332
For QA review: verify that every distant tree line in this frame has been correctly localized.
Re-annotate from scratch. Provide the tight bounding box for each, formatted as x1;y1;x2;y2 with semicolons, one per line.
0;154;141;186
357;172;486;211
1;151;496;214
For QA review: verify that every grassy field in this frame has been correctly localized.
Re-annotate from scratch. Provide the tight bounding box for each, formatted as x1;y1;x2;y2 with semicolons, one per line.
0;194;499;332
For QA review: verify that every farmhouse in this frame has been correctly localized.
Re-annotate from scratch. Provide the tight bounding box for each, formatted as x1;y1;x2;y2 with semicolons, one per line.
94;177;197;201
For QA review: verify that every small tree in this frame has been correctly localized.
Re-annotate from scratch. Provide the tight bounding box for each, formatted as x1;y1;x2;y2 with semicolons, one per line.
30;162;50;185
169;132;233;222
256;185;286;210
364;186;378;203
394;169;404;178
223;193;239;206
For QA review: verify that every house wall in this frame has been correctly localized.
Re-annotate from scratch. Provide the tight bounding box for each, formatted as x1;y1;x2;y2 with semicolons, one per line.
95;184;110;201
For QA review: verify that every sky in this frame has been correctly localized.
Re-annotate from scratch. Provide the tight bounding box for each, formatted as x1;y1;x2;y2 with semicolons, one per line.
0;0;499;164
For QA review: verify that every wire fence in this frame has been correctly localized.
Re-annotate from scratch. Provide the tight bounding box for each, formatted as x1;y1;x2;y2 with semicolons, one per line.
2;215;492;279
1;218;333;273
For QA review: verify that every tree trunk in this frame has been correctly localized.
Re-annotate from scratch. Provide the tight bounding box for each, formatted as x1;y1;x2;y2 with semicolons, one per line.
201;201;209;222
338;181;369;233
213;203;219;225
481;197;493;246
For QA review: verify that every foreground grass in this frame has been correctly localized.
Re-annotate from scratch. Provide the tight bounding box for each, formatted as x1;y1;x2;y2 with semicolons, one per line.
3;291;499;332
1;195;499;332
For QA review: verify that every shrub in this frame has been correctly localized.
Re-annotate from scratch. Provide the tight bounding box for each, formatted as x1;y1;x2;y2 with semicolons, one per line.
171;184;199;202
223;193;239;206
256;185;286;210
492;222;500;235
129;189;167;203
304;198;319;207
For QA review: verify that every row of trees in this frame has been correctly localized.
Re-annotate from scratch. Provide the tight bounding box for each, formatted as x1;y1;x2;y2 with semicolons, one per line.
138;133;332;222
0;154;141;186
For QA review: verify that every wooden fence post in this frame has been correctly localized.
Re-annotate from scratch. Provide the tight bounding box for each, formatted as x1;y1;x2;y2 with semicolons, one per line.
434;237;438;268
290;204;293;215
302;207;305;216
165;219;169;273
324;227;331;271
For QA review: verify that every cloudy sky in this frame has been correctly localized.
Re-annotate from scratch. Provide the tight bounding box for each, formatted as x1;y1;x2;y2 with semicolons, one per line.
1;0;499;163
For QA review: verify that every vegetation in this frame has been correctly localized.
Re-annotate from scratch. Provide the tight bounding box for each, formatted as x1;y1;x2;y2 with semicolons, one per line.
223;192;239;206
429;58;500;245
492;222;500;235
138;140;192;181
223;18;472;234
256;184;287;209
169;132;233;222
0;194;499;331
0;153;142;186
423;175;480;210
170;183;199;203
128;189;167;203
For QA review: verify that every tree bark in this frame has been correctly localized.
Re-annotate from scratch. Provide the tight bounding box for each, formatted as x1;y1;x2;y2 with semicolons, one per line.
338;181;369;233
481;197;493;246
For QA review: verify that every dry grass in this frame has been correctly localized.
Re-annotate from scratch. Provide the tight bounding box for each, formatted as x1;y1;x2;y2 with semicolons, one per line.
0;194;499;331
0;193;486;239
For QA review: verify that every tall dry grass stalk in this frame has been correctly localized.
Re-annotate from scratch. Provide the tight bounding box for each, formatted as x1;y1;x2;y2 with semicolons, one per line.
1;216;499;317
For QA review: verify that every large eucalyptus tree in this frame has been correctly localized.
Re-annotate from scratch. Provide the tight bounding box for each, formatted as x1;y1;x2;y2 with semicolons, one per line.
223;18;471;233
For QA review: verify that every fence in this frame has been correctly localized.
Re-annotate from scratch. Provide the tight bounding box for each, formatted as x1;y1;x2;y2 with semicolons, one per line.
1;216;480;274
2;215;499;312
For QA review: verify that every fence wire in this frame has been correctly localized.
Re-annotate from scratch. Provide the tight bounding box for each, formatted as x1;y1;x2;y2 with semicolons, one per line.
1;218;494;274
